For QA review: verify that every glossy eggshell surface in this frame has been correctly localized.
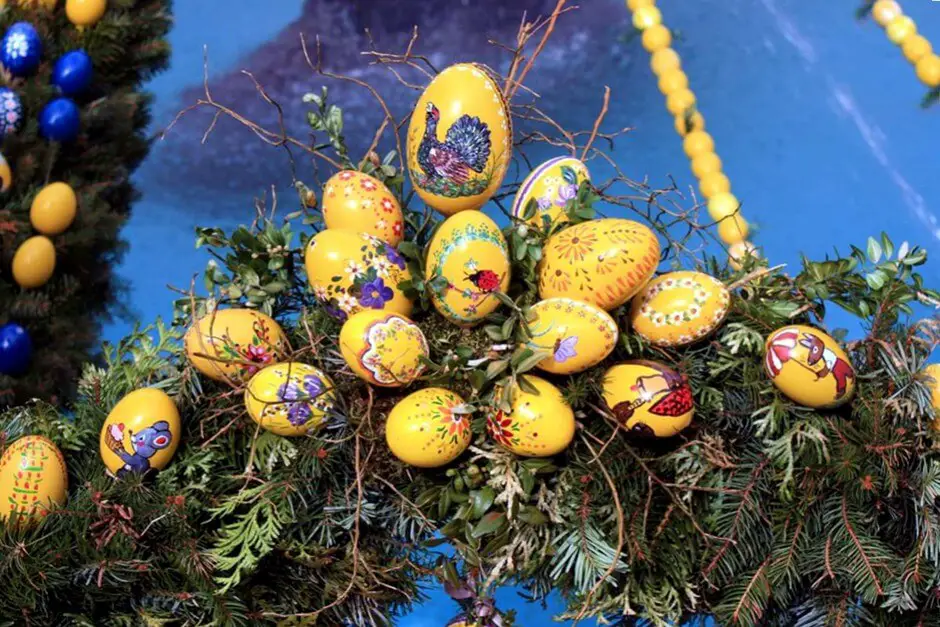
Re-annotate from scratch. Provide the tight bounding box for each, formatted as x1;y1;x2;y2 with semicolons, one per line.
630;271;731;347
184;308;288;383
385;388;472;467
923;364;940;432
603;361;694;438
339;310;429;387
487;376;575;457
322;170;404;246
0;435;67;527
245;363;338;437
99;388;181;477
407;63;512;215
539;218;660;311
305;229;413;320
764;325;856;408
526;298;618;374
511;156;590;228
426;211;510;326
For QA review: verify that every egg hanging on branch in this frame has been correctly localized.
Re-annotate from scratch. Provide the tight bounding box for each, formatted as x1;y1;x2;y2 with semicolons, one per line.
0;152;12;192
12;235;56;289
0;88;24;137
30;182;77;235
0;22;43;77
65;0;107;27
0;322;33;376
40;97;81;142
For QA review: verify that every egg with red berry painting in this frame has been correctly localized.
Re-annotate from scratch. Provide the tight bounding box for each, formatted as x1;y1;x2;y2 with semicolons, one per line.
0;435;67;528
385;388;472;467
525;298;618;375
184;308;288;383
322;170;404;246
339;310;429;387
629;271;730;347
245;363;338;436
426;210;510;327
487;376;575;457
512;156;591;229
602;361;694;438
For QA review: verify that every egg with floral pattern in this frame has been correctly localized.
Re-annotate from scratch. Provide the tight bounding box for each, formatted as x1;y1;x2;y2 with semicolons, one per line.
407;63;512;216
322;170;404;246
245;363;338;436
385;388;472;467
629;271;730;347
426;210;510;327
184;308;288;383
99;388;182;477
539;218;660;311
487;376;575;457
525;298;618;374
764;325;856;409
339;310;429;387
602;361;694;438
0;435;67;528
305;229;413;321
511;156;590;229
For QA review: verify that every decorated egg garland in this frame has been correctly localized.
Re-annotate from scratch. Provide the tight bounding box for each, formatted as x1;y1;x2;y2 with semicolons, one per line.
629;270;731;347
245;363;338;436
0;435;67;527
602;360;695;438
511;156;591;228
764;325;856;409
184;308;288;383
322;170;404;246
386;387;472;467
339;309;429;387
525;297;618;375
99;388;181;477
487;376;575;457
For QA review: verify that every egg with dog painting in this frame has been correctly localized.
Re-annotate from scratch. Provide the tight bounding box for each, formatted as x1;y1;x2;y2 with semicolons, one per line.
487;376;575;457
0;435;67;528
764;325;856;409
525;298;618;374
407;63;512;215
245;363;338;436
602;361;694;438
99;388;181;477
322;170;404;246
385;388;472;467
511;156;590;229
629;271;731;347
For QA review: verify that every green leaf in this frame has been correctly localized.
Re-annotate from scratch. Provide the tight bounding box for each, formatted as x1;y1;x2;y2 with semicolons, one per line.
470;487;496;519
468;369;487;391
517;375;540;395
865;271;886;290
486;359;510;380
515;350;551;374
867;236;882;264
484;324;505;341
881;233;894;259
471;512;507;538
517;506;549;525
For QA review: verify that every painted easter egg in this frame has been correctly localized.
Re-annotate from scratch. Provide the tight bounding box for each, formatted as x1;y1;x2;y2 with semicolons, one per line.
525;297;618;375
305;229;413;321
406;63;512;216
426;210;510;327
922;364;940;432
764;325;856;409
245;363;337;437
0;435;67;527
385;388;472;467
629;271;731;347
0;151;11;192
511;156;591;229
487;376;575;457
184;308;288;383
322;170;404;246
602;360;694;438
339;309;429;387
539;218;660;311
99;388;181;477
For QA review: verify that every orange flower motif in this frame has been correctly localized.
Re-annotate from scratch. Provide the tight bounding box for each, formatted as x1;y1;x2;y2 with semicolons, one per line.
487;410;514;447
360;178;378;192
545;267;572;292
439;404;468;437
554;228;597;262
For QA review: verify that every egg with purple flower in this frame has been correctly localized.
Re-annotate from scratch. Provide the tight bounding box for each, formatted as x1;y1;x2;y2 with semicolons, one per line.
525;298;618;375
511;156;590;230
245;363;338;436
0;87;23;137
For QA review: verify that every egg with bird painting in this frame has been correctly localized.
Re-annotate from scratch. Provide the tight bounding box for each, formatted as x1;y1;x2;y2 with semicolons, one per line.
322;170;404;246
629;271;731;347
602;361;694;438
407;63;512;215
764;325;856;409
385;388;472;468
426;210;510;327
245;363;338;436
525;298;618;374
99;388;181;478
487;376;575;457
0;435;67;528
339;309;429;387
512;156;590;229
184;308;288;383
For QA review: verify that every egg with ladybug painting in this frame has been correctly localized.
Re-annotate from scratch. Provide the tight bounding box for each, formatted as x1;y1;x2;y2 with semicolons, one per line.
764;325;856;409
322;170;405;246
426;210;510;327
184;308;288;383
99;388;182;478
525;298;618;375
407;63;512;216
0;435;67;528
339;309;429;387
629;271;731;347
487;376;575;457
602;361;694;438
512;156;591;229
385;388;472;468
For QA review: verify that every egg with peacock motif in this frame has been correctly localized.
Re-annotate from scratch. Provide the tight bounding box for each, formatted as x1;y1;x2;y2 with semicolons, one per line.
184;308;288;383
629;271;731;347
764;325;856;409
511;156;590;229
406;63;512;216
305;229;413;321
602;361;694;438
426;210;510;327
539;218;660;311
0;435;67;528
99;388;181;477
525;298;618;375
487;376;575;457
245;363;338;437
339;309;429;387
322;170;404;246
385;388;472;468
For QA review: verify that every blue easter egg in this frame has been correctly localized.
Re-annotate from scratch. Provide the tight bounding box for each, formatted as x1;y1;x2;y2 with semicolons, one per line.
40;97;80;142
52;50;93;96
0;323;33;377
0;87;23;137
0;22;42;77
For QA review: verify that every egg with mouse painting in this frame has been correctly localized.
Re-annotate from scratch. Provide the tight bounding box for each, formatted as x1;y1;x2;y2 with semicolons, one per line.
99;388;181;478
0;435;67;528
512;156;591;229
525;297;618;375
487;376;575;457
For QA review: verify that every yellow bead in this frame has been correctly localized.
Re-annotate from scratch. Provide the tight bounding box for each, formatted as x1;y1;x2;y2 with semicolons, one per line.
633;5;662;30
65;0;107;26
658;68;688;94
699;172;731;199
665;88;696;116
885;15;916;45
871;0;901;27
915;54;940;88
728;241;759;271
683;130;714;159
691;152;722;178
717;214;749;245
650;48;681;75
30;182;78;235
902;35;932;64
642;25;672;52
674;111;705;136
12;235;56;289
707;192;741;221
627;0;654;9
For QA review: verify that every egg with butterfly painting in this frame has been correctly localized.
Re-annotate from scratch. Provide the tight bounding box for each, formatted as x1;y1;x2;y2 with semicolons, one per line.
602;360;694;438
525;298;618;375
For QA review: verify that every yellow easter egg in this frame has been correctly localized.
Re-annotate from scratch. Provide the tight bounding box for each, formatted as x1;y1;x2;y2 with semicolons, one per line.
12;235;56;289
630;271;730;347
699;171;731;199
30;182;77;235
539;218;660;311
902;34;932;64
921;364;940;432
650;48;681;76
339;310;429;387
674;111;705;137
525;297;618;374
0;435;67;527
886;15;916;45
99;388;181;477
305;229;413;320
487;376;575;457
0;152;11;192
717;214;749;244
406;63;512;216
602;360;694;438
632;5;662;29
728;240;759;270
915;54;940;88
511;156;591;229
65;0;106;26
184;308;288;383
764;325;856;408
666;88;696;116
692;152;722;179
426;210;510;326
871;0;901;27
385;388;472;467
322;170;404;246
642;24;672;52
245;363;337;437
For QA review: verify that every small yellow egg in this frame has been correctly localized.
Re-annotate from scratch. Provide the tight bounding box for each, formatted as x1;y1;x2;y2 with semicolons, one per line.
871;0;902;27
657;68;688;95
525;297;619;375
633;5;662;30
339;310;428;387
30;182;78;236
12;235;56;289
487;376;574;457
602;361;694;438
322;170;404;246
902;34;932;64
885;15;916;45
707;192;740;221
921;364;940;432
0;435;67;528
691;152;722;179
674;111;705;136
650;48;681;76
245;363;338;436
699;171;731;199
915;54;940;88
627;0;655;9
99;388;181;477
717;214;749;244
765;325;856;408
65;0;106;26
630;271;730;347
642;25;672;52
728;240;759;270
385;388;472;467
665;88;696;116
511;156;591;228
683;130;714;159
184;308;288;383
0;152;11;192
